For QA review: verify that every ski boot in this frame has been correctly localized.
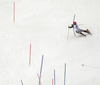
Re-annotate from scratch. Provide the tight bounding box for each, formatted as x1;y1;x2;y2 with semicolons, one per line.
87;29;92;35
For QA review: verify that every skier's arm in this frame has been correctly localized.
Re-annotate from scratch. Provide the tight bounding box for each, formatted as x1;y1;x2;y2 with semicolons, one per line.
68;24;73;29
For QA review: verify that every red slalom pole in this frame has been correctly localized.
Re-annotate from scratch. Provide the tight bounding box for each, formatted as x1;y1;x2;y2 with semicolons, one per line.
52;79;54;85
37;73;42;85
29;43;31;67
13;2;15;23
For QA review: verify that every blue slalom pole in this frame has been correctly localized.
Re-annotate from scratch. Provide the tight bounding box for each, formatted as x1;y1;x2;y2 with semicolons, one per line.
64;63;66;85
38;55;44;85
54;69;56;85
21;80;23;85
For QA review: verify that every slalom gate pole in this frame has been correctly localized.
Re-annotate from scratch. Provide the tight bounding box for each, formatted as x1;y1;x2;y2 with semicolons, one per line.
29;43;31;67
38;55;44;85
64;63;66;85
54;69;56;85
73;14;76;36
13;2;15;23
21;80;23;85
37;73;42;85
52;78;54;85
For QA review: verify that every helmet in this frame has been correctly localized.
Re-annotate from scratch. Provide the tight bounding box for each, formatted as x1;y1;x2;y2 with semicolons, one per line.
73;21;76;25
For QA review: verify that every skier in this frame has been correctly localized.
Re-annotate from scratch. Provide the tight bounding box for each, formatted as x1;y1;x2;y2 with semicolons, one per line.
68;21;91;37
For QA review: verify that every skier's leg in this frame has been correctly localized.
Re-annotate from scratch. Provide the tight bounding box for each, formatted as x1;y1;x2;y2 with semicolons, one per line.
76;31;86;37
83;30;87;32
79;29;87;33
80;32;86;37
82;29;90;33
83;29;92;35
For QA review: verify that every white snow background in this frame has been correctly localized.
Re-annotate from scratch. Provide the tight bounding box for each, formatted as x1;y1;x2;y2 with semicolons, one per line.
0;0;100;85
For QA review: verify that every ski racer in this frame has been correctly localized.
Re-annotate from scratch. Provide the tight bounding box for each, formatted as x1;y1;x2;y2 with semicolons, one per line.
68;21;91;37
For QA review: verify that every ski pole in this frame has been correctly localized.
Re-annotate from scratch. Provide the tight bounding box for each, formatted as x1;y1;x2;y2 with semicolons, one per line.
67;28;69;40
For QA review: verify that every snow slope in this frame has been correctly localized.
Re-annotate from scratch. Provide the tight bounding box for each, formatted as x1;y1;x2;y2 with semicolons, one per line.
0;0;100;85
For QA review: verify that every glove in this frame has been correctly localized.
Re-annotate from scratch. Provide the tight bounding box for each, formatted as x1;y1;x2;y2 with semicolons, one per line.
68;26;70;29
